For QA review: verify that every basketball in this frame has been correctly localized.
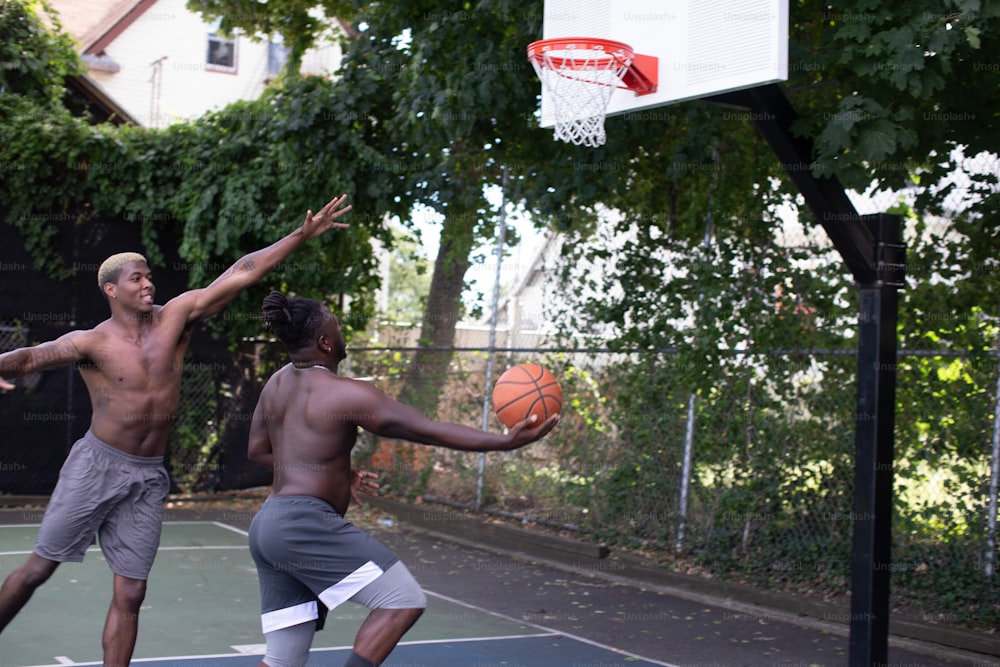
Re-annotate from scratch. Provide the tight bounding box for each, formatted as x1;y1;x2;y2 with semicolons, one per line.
492;363;562;429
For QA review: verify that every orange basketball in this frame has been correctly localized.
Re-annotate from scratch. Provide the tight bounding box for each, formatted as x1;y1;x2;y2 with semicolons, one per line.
492;363;562;429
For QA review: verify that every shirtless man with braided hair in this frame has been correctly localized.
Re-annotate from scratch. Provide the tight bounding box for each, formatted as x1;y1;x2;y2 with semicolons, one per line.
248;289;559;667
0;196;352;666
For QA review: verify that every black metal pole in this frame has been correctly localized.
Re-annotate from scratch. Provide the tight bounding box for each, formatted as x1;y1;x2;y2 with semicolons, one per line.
705;84;908;665
848;214;904;665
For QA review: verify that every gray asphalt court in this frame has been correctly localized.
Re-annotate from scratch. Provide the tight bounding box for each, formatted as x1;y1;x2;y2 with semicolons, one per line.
0;507;996;667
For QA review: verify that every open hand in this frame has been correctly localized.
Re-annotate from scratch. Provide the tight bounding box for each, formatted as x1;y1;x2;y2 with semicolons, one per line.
302;194;352;239
506;413;560;449
350;469;380;506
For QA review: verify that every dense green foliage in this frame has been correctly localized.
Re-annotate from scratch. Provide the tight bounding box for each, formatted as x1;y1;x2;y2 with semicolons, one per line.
530;1;1000;628
0;0;81;106
1;0;408;336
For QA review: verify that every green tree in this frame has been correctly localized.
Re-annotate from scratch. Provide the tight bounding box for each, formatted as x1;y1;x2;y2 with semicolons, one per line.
0;0;81;106
178;0;640;414
0;1;400;336
534;1;999;626
179;0;999;415
8;0;999;390
186;0;331;76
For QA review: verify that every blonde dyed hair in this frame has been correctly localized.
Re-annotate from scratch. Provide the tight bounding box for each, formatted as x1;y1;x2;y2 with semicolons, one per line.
97;252;148;290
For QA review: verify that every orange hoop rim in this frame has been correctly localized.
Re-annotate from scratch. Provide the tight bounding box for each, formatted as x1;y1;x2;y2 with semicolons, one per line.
527;37;635;71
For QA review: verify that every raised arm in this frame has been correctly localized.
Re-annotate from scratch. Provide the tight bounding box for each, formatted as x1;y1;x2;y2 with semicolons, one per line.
0;331;88;390
169;195;352;323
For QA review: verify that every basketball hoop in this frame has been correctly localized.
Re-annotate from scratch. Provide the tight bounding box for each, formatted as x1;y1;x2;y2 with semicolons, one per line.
527;37;658;147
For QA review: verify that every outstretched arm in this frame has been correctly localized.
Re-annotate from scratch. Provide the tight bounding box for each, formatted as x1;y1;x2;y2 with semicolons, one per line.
168;195;352;323
0;331;88;391
348;381;559;452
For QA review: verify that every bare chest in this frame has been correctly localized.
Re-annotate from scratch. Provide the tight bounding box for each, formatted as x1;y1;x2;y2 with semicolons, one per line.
81;329;186;390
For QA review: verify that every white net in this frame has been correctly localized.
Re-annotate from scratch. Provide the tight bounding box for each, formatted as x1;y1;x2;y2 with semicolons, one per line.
530;43;632;148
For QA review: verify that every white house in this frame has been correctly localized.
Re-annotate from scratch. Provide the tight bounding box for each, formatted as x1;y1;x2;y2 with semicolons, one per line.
47;0;343;127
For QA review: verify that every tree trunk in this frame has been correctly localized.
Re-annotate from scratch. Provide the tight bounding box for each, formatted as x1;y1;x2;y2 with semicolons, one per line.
396;209;475;417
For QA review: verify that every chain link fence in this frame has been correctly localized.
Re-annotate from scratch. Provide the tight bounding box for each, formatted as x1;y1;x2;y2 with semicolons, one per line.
166;363;221;492
0;321;220;495
343;337;998;632
3;318;992;629
1;156;995;632
340;170;1000;632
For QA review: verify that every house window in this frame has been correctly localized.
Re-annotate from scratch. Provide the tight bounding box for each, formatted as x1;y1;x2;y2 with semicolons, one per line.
267;40;290;78
206;32;237;72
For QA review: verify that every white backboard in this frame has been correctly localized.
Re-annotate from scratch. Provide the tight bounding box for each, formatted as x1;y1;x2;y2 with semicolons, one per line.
537;0;789;127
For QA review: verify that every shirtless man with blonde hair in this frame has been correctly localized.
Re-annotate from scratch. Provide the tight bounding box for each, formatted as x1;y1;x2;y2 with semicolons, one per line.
0;195;352;666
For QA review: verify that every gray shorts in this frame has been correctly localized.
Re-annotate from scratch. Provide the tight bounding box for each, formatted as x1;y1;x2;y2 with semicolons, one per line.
249;495;425;634
34;430;169;580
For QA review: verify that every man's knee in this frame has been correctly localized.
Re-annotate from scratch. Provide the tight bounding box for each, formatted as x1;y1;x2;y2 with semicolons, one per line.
350;562;427;611
263;621;314;667
113;576;147;609
18;554;58;589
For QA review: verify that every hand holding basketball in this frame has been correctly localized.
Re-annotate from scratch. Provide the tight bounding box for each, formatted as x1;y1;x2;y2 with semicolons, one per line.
492;363;563;430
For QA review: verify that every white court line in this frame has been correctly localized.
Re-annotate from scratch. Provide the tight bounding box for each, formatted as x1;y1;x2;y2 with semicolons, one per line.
23;631;566;667
0;545;248;557
0;521;226;528
212;520;250;537
423;588;681;667
354;630;560;647
12;522;675;666
0;522;250;556
24;621;665;666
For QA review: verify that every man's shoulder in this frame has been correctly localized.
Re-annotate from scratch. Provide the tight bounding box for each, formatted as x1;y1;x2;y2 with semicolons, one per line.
266;367;371;397
150;300;204;340
58;324;109;365
66;322;108;344
156;294;195;319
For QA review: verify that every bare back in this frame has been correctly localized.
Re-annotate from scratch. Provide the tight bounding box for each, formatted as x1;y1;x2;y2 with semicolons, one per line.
256;365;362;514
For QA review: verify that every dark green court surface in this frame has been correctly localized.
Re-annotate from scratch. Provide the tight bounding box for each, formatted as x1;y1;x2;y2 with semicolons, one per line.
0;522;671;667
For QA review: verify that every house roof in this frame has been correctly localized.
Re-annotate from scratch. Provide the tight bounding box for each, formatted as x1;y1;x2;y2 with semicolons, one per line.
46;0;156;54
39;0;147;125
65;73;138;125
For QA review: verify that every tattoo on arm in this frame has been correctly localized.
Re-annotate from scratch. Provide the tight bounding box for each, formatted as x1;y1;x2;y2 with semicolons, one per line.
217;258;257;282
31;340;81;370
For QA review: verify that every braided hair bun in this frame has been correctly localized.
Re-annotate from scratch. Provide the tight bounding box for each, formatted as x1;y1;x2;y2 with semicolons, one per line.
261;290;324;350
